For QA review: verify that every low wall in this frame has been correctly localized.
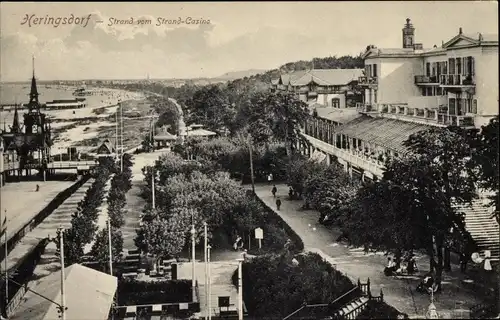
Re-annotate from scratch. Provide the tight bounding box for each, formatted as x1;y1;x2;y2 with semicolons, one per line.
1;238;49;317
0;175;91;263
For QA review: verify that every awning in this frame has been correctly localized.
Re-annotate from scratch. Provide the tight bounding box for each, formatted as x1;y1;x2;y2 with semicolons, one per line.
333;116;432;154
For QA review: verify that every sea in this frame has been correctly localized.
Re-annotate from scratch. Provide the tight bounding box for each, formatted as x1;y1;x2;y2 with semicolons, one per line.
0;83;142;127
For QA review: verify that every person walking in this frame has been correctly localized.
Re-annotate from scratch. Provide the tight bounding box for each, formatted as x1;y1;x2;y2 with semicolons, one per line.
276;197;282;211
272;185;277;198
459;252;468;273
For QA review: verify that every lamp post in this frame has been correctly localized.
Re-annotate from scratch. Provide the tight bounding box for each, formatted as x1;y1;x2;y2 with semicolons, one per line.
237;257;244;320
207;244;212;320
151;169;156;210
58;227;66;320
204;222;208;319
191;224;196;302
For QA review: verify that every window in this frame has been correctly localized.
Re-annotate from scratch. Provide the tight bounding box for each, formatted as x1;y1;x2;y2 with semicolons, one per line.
426;63;431;76
443;61;448;74
422;88;427;96
373;64;378;77
449;98;456;115
467;56;474;76
472;99;477;113
457;58;462;75
374;90;378;103
432;62;437;76
449;58;455;74
332;98;340;108
426;87;433;96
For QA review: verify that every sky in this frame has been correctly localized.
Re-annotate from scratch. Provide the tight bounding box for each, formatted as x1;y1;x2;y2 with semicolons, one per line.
0;1;498;81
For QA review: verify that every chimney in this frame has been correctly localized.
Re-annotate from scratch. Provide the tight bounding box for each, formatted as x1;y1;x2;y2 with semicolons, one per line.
459;27;463;34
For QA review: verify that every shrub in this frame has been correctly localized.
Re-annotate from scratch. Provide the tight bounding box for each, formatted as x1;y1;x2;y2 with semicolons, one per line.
232;252;354;318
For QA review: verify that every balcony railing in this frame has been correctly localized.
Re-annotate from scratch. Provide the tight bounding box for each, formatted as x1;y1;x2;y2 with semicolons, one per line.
356;103;375;113
437;114;475;127
440;74;475;86
358;76;378;86
414;75;439;84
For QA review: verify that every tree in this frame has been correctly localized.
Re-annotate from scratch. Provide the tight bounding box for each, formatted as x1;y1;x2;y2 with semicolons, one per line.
341;127;478;288
287;155;327;199
154;99;180;134
185;85;236;133
475;116;499;221
238;92;309;155
303;163;357;222
90;227;124;271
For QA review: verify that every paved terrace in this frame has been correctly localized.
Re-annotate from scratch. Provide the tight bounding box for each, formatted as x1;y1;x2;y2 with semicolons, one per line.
0;181;74;246
1;179;94;273
254;184;482;319
178;258;247;318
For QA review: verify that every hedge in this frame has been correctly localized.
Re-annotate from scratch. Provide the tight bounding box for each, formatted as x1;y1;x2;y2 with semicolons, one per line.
117;279;192;305
250;190;304;253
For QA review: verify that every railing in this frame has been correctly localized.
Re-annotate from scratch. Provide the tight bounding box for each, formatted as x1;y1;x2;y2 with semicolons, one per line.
358;76;377;86
440;74;475;86
356;103;374;113
437;114;475;127
1;160;97;172
414;75;438;84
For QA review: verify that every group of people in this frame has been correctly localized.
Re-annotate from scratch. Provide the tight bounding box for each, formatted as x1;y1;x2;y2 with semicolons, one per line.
383;253;418;276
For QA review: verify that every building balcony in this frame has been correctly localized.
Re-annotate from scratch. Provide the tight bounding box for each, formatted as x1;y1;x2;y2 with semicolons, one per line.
408;96;448;110
358;76;378;87
356;103;376;113
437;114;475;127
439;74;476;87
300;132;385;178
414;75;439;85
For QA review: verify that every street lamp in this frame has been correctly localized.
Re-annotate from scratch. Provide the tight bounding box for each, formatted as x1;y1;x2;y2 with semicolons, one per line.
207;244;212;320
191;224;196;302
204;222;208;319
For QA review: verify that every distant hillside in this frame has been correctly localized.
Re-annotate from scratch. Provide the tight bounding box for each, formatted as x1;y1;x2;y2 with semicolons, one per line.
215;69;268;81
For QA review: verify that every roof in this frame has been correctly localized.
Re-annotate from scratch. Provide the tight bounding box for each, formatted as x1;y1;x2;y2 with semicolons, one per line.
11;264;118;320
187;128;217;137
278;70;308;85
95;139;115;154
314;107;362;124
291;69;363;86
333;116;432;154
154;131;177;141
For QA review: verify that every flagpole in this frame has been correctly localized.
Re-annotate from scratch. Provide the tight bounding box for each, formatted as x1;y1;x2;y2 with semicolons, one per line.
107;219;113;276
3;210;7;306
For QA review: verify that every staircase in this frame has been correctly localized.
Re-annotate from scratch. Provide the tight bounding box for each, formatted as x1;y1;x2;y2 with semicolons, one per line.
453;196;499;260
283;279;375;320
335;297;369;319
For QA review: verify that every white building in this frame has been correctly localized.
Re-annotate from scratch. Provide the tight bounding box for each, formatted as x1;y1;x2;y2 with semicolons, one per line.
360;18;498;129
300;18;498;182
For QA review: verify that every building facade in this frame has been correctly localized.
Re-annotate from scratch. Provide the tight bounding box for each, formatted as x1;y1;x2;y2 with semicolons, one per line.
271;69;363;108
359;18;498;129
299;19;498;182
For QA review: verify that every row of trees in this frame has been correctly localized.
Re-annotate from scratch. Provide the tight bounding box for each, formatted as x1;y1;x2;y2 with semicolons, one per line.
59;157;115;266
287;118;498;290
134;152;292;261
89;154;134;271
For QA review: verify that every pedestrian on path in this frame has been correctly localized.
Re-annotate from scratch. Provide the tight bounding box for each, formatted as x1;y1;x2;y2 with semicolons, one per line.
276;197;282;210
272;185;277;198
459;252;468;273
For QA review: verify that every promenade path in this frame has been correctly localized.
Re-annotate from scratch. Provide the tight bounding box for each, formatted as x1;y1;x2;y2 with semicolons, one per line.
255;183;481;319
0;181;74;246
1;179;94;273
122;149;170;250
